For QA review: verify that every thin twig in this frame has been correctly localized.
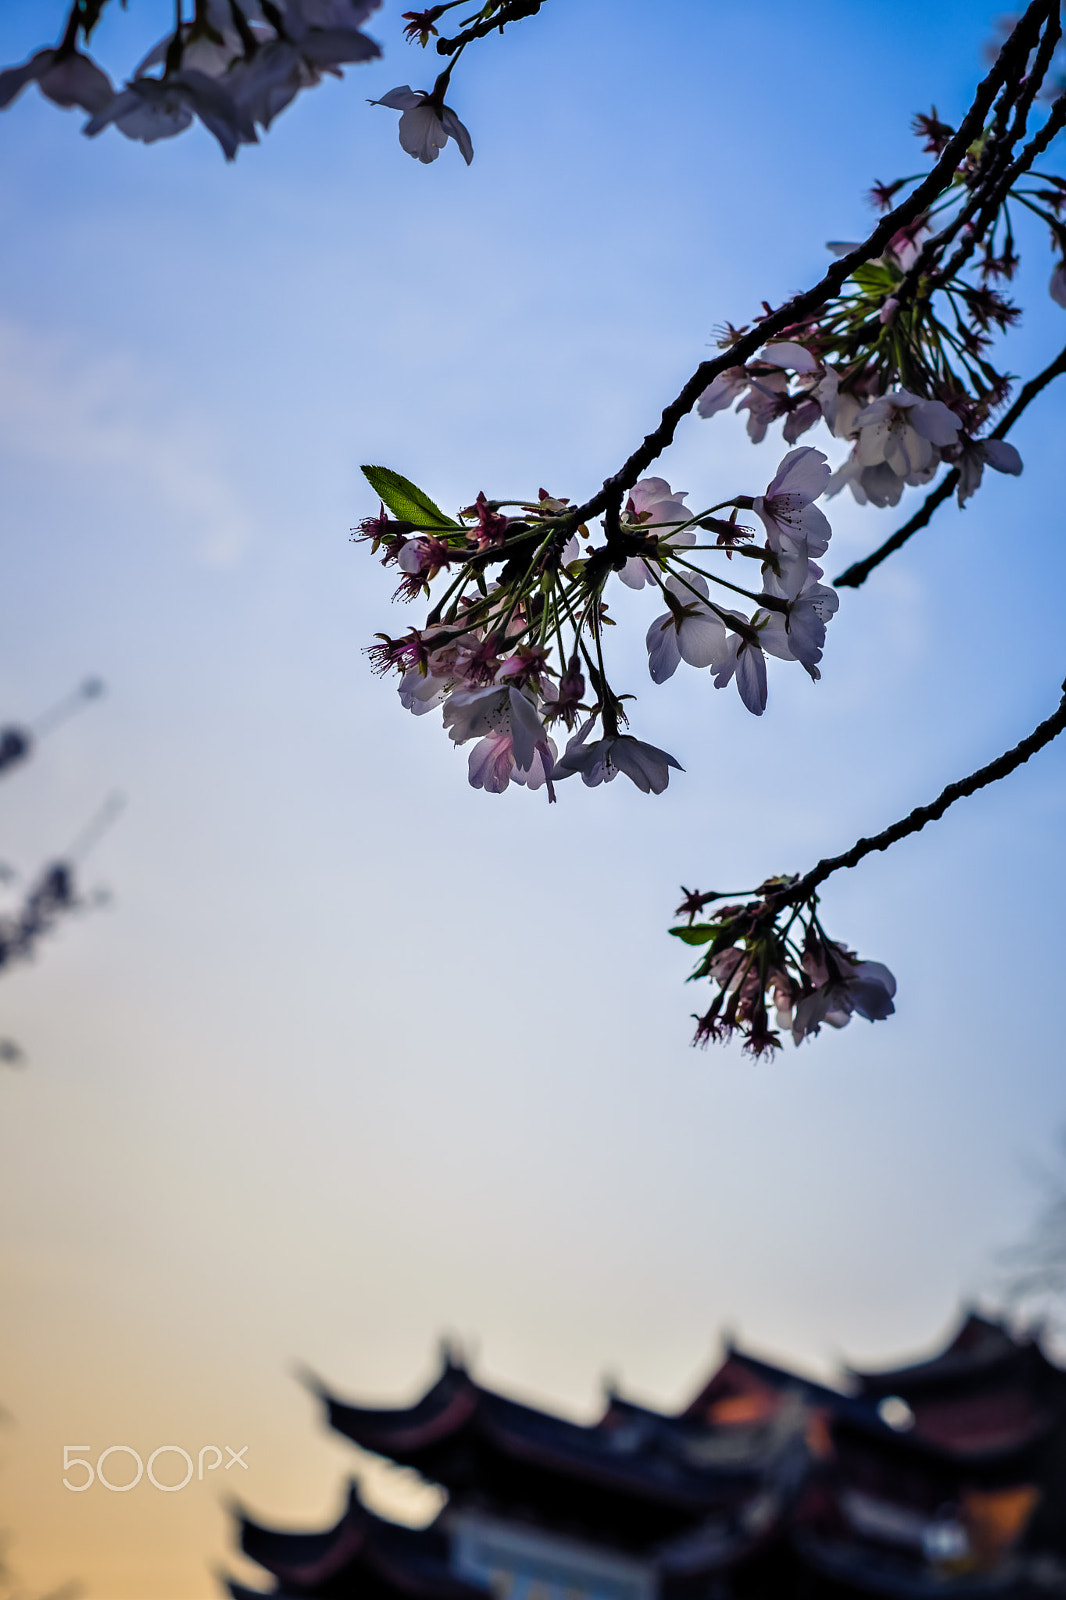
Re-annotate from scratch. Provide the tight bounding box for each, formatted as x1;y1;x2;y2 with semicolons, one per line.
436;0;543;55
774;682;1066;907
835;337;1066;587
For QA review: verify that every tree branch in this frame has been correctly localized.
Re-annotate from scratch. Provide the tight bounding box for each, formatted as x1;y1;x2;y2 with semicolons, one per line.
775;681;1066;907
835;336;1066;588
435;0;543;55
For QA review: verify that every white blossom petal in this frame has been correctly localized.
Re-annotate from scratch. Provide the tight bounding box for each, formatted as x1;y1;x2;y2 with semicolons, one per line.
982;439;1022;476
761;342;820;374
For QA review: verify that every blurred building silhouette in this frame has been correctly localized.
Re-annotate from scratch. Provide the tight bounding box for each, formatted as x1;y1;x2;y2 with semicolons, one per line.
228;1313;1066;1599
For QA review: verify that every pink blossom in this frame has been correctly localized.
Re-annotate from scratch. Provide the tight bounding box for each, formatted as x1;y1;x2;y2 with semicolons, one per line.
754;562;839;678
467;730;557;797
0;48;113;114
791;950;897;1043
371;85;472;164
759;342;820;375
696;366;749;418
709;621;768;716
753;446;832;587
618;478;695;590
645;574;729;684
85;69;258;159
853;389;961;478
443;685;554;794
954;438;1023;504
554;723;683;794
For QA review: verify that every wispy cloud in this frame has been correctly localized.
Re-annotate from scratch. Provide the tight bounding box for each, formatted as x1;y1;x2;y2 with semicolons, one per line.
0;317;254;565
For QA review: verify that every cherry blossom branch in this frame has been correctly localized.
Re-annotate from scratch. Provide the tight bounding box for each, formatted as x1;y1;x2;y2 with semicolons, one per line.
678;678;1066;1055
435;0;544;55
772;680;1066;906
559;0;1058;537
835;336;1066;587
903;17;1064;295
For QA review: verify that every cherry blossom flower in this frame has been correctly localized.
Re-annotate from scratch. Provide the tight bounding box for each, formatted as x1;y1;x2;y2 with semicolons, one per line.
645;574;729;684
402;7;447;45
132;3;249;78
617;478;695;589
760;342;820;375
283;0;382;32
467;491;509;548
954;438;1023;504
755;562;839;678
371;86;472;164
852;388;961;479
118;0;380;146
814;365;874;439
696;366;749;419
232;24;380;129
789;940;897;1043
1050;262;1066;307
736;367;790;443
554;723;683;794
884;219;930;272
394;536;454;597
85;70;258;158
827;389;961;507
707;618;769;716
752;447;832;581
398;666;452;715
443;685;553;791
0;48;113;114
467;729;557;796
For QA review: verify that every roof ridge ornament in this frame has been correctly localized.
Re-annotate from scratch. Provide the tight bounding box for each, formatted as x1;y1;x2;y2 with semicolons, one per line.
439;1333;467;1372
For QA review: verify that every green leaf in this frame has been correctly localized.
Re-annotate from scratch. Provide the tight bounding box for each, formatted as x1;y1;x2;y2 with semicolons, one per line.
851;262;900;294
669;924;715;945
361;465;459;530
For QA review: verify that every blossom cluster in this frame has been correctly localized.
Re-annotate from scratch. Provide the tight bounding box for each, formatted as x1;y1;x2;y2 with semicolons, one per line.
672;883;896;1058
698;293;1021;515
0;0;383;159
0;0;498;165
690;80;1066;508
358;447;839;799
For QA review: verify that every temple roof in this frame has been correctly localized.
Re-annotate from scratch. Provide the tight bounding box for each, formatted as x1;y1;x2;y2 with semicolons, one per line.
230;1311;1066;1600
683;1345;865;1426
233;1482;487;1600
848;1314;1038;1398
314;1358;778;1549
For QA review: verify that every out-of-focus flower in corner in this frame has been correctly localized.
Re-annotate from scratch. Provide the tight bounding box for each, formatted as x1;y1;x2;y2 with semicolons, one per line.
85;69;258;158
0;48;113;114
371;85;472;164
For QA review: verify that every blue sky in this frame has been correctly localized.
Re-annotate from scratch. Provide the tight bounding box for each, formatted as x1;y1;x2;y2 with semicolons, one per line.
2;3;1066;1595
